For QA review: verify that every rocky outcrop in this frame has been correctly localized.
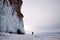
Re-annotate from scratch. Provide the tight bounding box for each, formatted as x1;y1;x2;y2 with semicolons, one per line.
9;0;23;19
0;0;25;34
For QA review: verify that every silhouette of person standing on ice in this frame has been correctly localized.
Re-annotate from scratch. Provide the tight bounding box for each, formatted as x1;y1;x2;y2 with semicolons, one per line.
32;32;34;35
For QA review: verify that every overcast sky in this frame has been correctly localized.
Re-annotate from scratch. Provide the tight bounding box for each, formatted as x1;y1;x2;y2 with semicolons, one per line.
21;0;60;34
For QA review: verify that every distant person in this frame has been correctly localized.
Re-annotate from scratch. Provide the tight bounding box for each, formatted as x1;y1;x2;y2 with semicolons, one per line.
32;32;34;35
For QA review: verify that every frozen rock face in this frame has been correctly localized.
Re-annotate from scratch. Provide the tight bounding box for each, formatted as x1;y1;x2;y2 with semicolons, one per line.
0;0;25;34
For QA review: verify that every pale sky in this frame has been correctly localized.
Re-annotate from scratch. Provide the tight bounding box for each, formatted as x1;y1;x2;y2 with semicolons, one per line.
21;0;60;34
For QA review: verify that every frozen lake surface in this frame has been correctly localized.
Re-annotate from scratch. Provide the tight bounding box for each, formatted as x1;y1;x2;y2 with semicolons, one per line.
0;32;60;40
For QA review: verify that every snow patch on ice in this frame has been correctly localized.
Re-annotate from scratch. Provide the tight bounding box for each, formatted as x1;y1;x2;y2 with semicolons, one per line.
0;32;60;40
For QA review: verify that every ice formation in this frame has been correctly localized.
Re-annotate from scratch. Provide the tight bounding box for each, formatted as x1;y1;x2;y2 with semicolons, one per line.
0;0;25;34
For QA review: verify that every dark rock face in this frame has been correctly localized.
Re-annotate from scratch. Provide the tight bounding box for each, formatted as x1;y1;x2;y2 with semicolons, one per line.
9;0;23;19
17;29;25;34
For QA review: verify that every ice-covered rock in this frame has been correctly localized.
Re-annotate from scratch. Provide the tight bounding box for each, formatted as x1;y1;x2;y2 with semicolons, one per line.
0;0;25;34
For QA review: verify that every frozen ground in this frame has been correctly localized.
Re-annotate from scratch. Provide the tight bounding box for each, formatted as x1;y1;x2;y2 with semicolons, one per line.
0;32;60;40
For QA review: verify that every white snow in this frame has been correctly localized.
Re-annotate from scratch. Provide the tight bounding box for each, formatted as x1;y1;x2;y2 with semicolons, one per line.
0;32;60;40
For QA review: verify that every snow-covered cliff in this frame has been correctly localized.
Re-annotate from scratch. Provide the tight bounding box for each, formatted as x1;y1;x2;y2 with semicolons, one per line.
0;0;25;34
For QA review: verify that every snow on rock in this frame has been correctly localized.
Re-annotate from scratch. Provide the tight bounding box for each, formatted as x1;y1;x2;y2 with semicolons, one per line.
0;32;39;40
0;32;60;40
